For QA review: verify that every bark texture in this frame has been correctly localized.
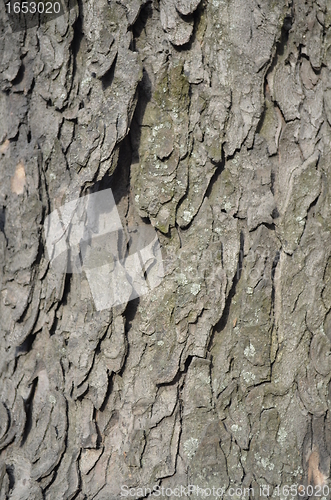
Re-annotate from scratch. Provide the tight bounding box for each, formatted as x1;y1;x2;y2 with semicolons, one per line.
1;0;331;498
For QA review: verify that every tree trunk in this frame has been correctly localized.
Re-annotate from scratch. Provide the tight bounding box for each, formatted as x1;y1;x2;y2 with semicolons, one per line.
1;0;331;498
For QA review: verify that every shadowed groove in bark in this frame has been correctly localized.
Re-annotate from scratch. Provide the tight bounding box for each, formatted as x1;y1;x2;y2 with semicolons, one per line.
5;465;15;495
20;378;38;447
208;229;245;351
256;0;294;137
156;354;194;388
101;56;117;92
69;0;84;92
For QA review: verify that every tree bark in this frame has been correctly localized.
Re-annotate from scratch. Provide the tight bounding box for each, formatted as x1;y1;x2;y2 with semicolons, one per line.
1;0;331;498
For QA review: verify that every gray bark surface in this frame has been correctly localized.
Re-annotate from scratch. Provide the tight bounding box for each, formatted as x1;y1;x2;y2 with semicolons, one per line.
1;0;331;498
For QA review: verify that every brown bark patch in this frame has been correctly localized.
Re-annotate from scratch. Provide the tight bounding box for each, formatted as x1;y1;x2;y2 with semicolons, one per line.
307;448;328;486
11;162;26;195
0;139;10;154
